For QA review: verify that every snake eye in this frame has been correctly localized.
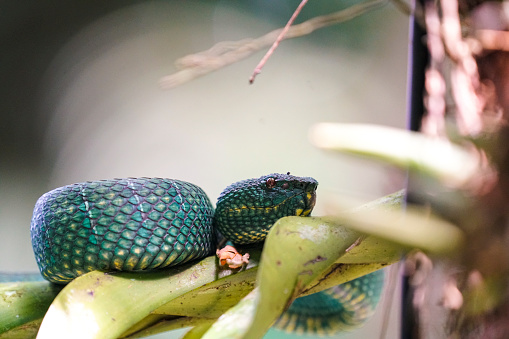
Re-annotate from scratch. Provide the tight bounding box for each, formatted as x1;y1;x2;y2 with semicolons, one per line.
266;178;276;189
282;183;289;189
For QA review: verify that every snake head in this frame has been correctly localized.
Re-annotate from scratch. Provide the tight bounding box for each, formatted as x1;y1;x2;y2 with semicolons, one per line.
214;173;318;244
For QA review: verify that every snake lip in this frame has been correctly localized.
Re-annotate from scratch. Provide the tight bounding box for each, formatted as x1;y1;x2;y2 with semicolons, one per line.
300;183;317;216
307;192;317;210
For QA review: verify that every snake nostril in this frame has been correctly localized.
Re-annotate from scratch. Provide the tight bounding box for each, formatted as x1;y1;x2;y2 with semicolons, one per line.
305;182;316;192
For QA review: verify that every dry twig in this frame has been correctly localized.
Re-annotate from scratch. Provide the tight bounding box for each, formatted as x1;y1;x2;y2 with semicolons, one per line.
440;0;483;135
249;0;309;84
477;30;509;52
159;0;387;89
422;1;446;137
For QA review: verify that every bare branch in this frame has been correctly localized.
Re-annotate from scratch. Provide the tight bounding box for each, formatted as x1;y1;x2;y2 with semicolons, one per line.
159;0;387;89
441;0;483;136
477;29;509;52
422;1;446;137
249;0;309;84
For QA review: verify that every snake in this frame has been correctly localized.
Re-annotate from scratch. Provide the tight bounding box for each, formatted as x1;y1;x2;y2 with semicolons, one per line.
30;173;383;335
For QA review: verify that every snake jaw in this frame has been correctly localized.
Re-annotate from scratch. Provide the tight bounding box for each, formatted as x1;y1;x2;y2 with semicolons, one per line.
303;190;317;215
296;188;317;216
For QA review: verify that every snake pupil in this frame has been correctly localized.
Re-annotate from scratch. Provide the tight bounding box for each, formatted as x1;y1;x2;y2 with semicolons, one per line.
282;183;289;189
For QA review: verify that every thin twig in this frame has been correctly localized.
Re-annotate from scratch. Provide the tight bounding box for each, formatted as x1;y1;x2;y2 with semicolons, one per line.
421;1;446;137
389;0;411;16
477;29;509;52
440;0;483;135
159;0;387;89
249;0;309;84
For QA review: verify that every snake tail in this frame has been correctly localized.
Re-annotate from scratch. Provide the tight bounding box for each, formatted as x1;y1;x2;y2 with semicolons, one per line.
274;270;385;335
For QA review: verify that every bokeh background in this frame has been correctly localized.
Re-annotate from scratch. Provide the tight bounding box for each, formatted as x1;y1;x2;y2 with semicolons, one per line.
0;0;408;338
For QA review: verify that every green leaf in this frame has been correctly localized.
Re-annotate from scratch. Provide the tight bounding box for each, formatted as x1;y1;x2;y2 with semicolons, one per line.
203;190;406;338
241;218;398;338
0;281;62;338
3;191;407;339
309;123;480;188
36;256;242;339
201;288;259;339
123;316;214;339
329;201;465;254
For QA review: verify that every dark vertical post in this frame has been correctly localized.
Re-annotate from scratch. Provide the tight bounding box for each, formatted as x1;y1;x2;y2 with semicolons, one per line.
406;2;427;133
402;0;428;338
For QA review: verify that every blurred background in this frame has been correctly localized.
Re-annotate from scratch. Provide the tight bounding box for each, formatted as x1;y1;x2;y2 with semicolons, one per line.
0;0;408;338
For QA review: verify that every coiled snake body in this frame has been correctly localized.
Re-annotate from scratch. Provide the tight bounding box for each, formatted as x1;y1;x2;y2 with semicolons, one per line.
30;173;383;335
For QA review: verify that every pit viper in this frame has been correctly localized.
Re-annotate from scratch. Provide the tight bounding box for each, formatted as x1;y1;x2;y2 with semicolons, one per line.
30;173;383;335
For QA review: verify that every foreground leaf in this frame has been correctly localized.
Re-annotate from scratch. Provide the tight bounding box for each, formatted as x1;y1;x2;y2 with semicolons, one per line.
309;123;480;188
204;191;406;339
4;191;408;339
36;256;241;339
0;282;62;339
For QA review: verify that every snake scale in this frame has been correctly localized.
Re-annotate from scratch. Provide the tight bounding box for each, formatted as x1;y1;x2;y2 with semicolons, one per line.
30;173;383;335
